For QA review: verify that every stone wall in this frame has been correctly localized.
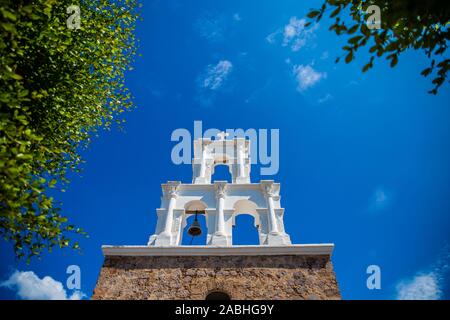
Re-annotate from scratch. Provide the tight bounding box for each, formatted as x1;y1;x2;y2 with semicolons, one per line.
92;254;340;300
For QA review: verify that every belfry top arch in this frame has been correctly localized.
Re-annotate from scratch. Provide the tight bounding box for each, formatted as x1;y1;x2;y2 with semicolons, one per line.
192;132;251;184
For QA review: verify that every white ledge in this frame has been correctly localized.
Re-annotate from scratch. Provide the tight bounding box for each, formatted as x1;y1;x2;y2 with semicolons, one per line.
101;244;334;257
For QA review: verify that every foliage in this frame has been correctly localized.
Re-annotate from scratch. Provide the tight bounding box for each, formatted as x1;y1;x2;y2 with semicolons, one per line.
306;0;450;94
0;0;139;260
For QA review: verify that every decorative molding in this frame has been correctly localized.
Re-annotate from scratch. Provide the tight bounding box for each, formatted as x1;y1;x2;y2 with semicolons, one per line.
102;244;334;256
162;181;180;199
214;181;227;198
217;131;229;141
260;180;280;198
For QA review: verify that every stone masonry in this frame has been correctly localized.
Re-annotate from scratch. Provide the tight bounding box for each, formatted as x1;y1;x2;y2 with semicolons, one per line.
92;254;340;300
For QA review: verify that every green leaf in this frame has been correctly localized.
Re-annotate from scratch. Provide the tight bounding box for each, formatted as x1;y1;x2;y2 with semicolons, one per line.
369;45;378;53
10;73;23;80
18;89;29;98
389;54;398;67
1;22;16;32
1;8;17;21
362;62;372;72
307;10;320;18
345;51;353;63
348;35;363;44
421;68;432;77
432;77;444;86
347;25;359;34
330;6;341;18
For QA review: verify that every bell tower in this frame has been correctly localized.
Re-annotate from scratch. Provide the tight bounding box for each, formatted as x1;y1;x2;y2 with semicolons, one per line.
93;133;340;300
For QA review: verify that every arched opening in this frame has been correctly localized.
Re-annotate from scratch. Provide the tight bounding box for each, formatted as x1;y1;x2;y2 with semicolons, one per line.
205;291;231;300
211;164;232;182
233;214;259;245
184;200;207;214
181;213;207;245
232;200;260;245
182;200;207;245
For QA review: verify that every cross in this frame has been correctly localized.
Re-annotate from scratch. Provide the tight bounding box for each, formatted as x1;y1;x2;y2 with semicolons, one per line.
217;131;229;141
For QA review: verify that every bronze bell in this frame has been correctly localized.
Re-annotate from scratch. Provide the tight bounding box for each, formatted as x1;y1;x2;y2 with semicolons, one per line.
187;212;202;237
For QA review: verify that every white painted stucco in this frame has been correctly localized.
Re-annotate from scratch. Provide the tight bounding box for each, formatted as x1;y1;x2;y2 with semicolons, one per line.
148;134;291;246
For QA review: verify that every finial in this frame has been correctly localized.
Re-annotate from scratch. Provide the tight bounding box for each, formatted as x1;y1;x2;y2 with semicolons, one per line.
217;131;229;141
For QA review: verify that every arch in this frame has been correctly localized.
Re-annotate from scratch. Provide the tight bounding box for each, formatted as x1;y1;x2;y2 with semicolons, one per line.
232;199;260;245
211;162;233;182
232;214;259;245
233;199;258;215
181;200;207;245
205;290;231;300
212;152;231;165
184;200;207;214
232;199;259;227
212;152;232;175
181;213;207;245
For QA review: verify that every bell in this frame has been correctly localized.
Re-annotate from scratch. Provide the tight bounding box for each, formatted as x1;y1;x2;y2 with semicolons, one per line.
187;220;202;237
187;212;202;237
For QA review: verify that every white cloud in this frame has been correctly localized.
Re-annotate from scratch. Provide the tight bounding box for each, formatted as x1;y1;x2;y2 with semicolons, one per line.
317;93;333;104
1;271;85;300
200;60;233;91
375;189;387;203
292;64;326;92
395;247;449;300
195;13;241;43
396;272;442;300
194;15;225;43
369;188;391;212
320;51;329;60
266;31;278;44
196;60;233;107
267;17;318;51
346;80;360;87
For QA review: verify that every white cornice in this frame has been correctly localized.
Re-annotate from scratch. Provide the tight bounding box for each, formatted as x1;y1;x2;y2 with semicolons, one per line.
166;183;279;189
101;244;334;257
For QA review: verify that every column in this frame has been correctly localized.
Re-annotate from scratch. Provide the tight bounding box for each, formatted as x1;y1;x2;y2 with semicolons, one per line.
200;147;207;178
265;189;280;235
162;193;177;235
154;182;180;246
211;182;228;246
215;190;226;235
260;181;291;245
238;145;245;178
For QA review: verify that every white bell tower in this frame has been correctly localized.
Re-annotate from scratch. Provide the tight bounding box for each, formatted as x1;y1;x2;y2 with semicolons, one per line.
147;132;291;246
95;131;340;300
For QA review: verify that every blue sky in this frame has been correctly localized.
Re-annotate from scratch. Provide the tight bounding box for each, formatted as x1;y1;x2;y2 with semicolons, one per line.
1;0;450;300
